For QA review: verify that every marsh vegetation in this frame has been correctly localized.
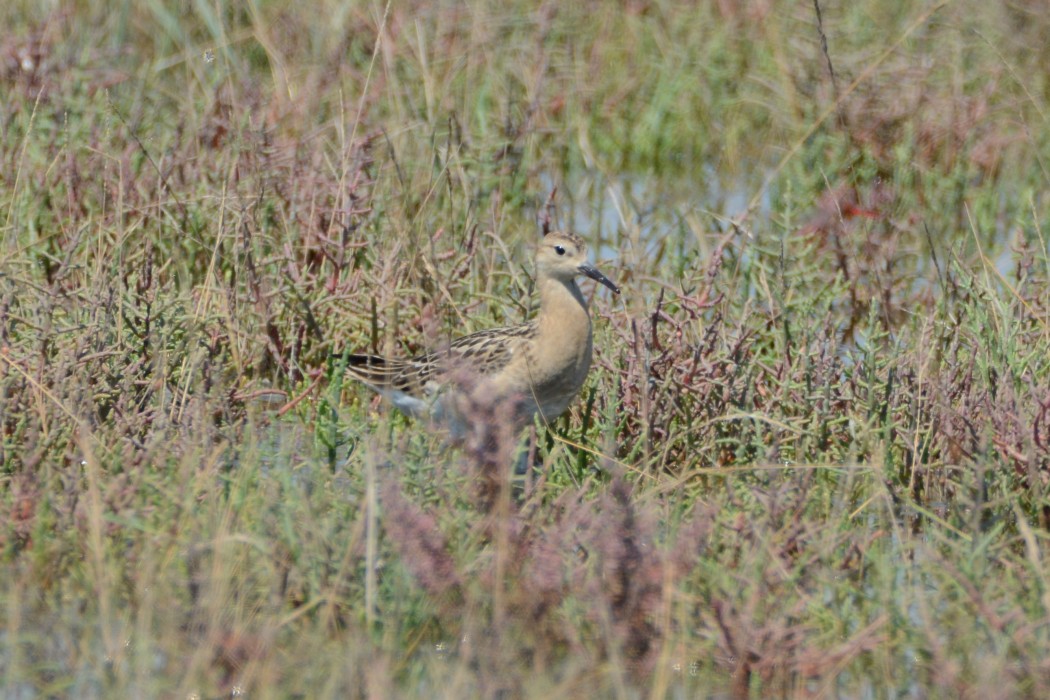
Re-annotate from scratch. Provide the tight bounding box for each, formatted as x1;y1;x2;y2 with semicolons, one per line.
2;1;1050;697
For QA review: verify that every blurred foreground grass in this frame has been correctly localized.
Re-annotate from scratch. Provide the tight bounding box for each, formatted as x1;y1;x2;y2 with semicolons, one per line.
2;1;1050;697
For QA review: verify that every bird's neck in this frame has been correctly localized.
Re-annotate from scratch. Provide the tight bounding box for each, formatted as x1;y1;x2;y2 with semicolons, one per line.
523;275;596;414
535;276;592;349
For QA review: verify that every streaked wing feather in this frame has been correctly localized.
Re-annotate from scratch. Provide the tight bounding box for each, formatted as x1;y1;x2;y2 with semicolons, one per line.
443;323;534;376
342;322;535;398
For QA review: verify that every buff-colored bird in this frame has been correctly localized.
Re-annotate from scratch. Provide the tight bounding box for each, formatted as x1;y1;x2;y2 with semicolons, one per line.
343;231;619;438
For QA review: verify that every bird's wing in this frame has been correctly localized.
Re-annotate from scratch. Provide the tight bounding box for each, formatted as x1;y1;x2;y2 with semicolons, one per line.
342;322;535;397
343;354;438;397
443;323;535;378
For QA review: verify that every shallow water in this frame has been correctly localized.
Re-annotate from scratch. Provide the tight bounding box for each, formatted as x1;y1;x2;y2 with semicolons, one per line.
539;166;773;266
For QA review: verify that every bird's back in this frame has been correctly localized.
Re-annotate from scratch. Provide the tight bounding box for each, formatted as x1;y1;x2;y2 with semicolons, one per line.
342;322;536;420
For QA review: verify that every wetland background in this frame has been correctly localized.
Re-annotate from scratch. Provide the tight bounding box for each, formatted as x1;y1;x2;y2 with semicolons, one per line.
2;1;1050;697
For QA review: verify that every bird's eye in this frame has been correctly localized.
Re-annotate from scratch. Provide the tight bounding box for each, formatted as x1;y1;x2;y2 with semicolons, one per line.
554;245;566;256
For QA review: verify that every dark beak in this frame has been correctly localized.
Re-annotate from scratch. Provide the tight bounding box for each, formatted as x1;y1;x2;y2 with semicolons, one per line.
579;263;621;295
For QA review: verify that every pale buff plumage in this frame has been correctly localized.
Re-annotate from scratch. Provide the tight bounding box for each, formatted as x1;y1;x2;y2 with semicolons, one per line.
343;231;619;437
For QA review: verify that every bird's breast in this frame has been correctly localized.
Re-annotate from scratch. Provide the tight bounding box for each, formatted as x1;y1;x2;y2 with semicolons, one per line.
518;320;593;420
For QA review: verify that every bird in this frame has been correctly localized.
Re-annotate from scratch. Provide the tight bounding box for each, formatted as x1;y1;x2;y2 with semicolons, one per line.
340;230;620;440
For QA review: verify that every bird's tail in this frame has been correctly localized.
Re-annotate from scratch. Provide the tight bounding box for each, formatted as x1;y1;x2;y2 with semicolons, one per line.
333;353;402;388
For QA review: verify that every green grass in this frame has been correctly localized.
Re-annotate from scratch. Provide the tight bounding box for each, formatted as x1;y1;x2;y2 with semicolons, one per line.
3;1;1050;697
